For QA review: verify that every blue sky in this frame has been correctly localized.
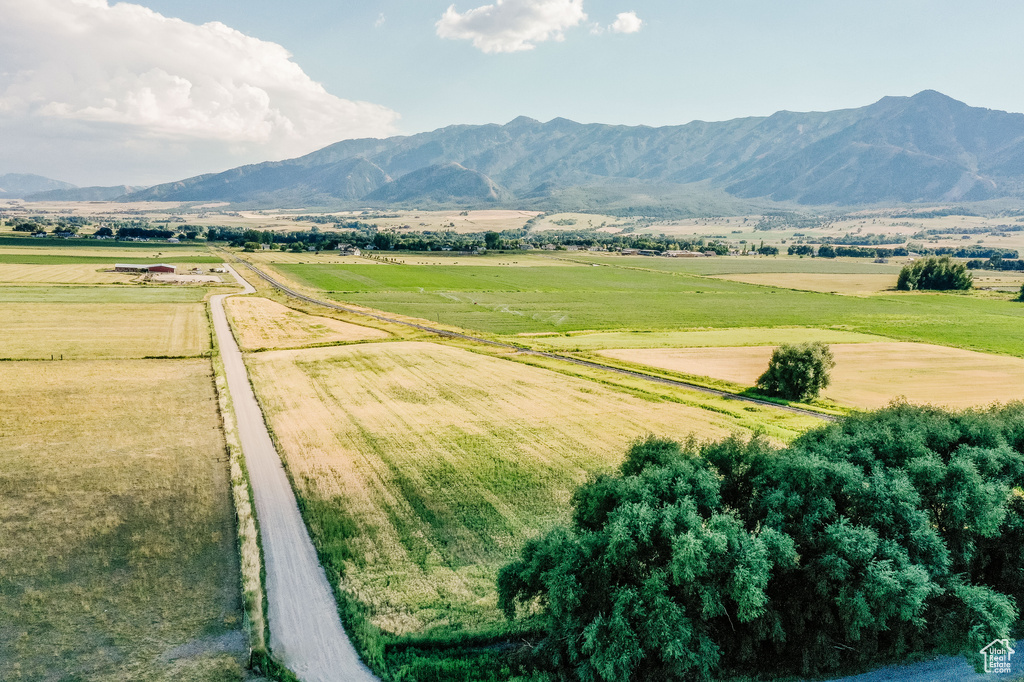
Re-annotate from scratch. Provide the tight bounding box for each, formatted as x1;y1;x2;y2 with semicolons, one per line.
2;0;1023;185
130;0;1024;130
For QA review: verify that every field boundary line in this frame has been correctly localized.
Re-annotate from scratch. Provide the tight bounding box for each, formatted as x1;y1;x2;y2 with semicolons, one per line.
232;256;834;422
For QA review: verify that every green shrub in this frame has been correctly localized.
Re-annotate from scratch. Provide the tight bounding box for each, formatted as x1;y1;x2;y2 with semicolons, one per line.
897;256;973;291
755;341;835;401
498;405;1024;680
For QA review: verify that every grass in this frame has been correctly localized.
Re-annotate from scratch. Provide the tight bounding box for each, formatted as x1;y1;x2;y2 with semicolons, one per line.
0;236;206;249
0;300;210;359
0;254;224;265
0;285;209;303
225;296;389;351
524;327;887;351
243;341;813;646
269;261;1024;356
708;272;898;294
598;342;1024;410
0;358;244;681
561;253;906;275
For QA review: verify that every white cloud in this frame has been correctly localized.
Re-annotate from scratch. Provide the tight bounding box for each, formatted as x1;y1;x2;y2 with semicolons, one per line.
0;0;399;185
375;13;386;28
436;0;587;53
610;11;643;34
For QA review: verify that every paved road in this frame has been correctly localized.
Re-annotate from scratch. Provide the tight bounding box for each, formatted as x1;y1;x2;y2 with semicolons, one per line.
231;257;834;422
826;639;1024;682
211;266;379;682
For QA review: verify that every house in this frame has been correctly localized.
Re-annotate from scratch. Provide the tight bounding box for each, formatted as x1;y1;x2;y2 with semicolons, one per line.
542;244;556;250
566;245;580;251
637;249;659;256
32;232;47;238
620;248;639;255
167;237;180;243
148;264;176;274
588;246;603;252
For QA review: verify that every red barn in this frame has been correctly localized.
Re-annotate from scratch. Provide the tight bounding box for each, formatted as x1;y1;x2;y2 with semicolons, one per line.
148;264;176;273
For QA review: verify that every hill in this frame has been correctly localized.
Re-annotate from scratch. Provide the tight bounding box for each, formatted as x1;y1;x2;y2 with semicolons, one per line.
24;185;145;202
0;174;76;199
123;91;1024;210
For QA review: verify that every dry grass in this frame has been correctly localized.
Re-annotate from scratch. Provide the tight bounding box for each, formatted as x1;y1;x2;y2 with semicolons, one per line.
0;359;243;681
0;263;137;284
708;272;899;294
245;341;749;637
0;302;209;359
598;343;1024;409
225;296;389;350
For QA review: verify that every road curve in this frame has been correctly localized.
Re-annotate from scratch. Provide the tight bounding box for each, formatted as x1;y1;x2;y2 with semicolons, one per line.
211;266;379;682
232;257;835;422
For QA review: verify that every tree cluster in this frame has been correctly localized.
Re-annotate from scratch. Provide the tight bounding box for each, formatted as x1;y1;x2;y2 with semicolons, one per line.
755;341;835;401
897;256;973;291
498;403;1024;680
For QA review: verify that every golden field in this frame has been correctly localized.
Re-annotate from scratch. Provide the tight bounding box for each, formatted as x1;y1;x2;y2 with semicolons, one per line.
0;359;243;681
225;296;389;350
598;342;1024;409
244;341;770;637
0;301;209;359
525;326;885;351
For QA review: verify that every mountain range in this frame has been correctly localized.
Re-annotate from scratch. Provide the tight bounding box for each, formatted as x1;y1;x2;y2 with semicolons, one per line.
13;91;1024;211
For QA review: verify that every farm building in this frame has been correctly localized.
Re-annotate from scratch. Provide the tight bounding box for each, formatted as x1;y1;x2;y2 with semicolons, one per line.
114;264;177;273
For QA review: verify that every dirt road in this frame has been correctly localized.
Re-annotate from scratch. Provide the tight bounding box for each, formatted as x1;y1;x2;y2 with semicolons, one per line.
211;266;378;682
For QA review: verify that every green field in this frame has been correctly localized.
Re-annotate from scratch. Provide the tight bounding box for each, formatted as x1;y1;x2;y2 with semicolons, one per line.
273;261;1024;356
562;253;906;275
0;236;205;249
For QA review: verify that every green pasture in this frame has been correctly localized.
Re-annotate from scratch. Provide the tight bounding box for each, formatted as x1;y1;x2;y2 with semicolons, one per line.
275;262;1024;357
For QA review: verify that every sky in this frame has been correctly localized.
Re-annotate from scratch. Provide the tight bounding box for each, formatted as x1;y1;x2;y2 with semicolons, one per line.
2;0;1024;186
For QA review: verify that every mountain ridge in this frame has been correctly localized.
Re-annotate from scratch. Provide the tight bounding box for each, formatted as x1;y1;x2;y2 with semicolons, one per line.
55;91;1024;209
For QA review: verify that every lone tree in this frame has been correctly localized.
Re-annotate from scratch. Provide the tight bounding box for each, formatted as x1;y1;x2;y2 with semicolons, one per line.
897;255;973;291
484;231;503;250
756;341;835;401
1017;283;1024;301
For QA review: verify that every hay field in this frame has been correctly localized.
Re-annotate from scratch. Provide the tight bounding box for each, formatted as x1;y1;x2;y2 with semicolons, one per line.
0;298;209;359
0;359;243;681
0;263;136;284
245;341;747;637
598;343;1024;409
225;296;388;350
526;327;886;351
708;272;898;294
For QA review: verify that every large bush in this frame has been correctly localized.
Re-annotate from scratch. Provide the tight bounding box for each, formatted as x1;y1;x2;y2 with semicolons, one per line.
755;341;835;401
897;256;973;291
498;404;1024;681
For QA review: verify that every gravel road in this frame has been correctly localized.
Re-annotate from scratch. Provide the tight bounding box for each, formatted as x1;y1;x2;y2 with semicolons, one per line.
212;266;378;682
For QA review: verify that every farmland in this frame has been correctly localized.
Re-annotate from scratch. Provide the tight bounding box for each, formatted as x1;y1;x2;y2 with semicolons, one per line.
243;341;817;644
0;358;244;680
598;342;1024;409
269;259;1024;356
225;295;389;350
0;287;210;359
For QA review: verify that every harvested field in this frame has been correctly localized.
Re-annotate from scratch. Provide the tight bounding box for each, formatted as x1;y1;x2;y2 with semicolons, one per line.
245;341;747;637
598;343;1024;409
0;359;243;681
527;327;885;351
225;296;388;350
708;272;898;294
0;263;136;284
0;300;209;359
